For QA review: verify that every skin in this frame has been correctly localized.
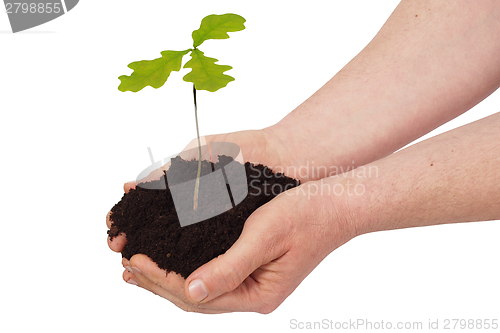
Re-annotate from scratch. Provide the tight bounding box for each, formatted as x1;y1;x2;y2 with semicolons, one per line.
107;0;500;313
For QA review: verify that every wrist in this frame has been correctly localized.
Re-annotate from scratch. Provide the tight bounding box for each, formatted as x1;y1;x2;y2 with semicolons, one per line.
293;176;367;254
318;167;384;240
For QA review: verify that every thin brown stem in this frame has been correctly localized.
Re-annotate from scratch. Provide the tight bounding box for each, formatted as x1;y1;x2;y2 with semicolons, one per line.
193;84;202;211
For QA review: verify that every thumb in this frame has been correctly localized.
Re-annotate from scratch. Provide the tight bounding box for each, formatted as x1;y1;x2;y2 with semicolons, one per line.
184;239;260;304
184;215;285;304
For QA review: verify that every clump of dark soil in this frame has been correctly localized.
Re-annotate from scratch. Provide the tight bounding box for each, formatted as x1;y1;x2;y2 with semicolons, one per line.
108;155;299;279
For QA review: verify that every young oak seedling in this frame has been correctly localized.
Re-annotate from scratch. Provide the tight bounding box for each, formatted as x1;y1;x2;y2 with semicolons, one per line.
118;13;245;210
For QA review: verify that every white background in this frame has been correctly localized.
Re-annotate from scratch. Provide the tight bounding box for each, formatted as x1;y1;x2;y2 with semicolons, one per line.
1;1;499;332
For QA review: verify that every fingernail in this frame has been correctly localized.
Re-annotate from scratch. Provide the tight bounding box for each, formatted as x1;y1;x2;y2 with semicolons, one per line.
132;266;142;274
127;278;138;286
188;279;209;303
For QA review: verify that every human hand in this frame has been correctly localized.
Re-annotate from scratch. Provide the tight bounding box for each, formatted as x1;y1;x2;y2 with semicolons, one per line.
111;176;357;313
106;127;359;312
107;127;353;313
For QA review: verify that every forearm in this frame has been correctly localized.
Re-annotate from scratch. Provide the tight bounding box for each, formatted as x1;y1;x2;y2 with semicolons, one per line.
350;111;500;235
268;0;500;179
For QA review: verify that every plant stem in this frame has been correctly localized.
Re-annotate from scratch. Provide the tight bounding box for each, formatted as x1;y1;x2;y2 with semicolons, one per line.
193;84;202;211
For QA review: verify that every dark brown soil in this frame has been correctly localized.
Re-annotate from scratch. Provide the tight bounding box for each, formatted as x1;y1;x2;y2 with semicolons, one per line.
108;155;299;279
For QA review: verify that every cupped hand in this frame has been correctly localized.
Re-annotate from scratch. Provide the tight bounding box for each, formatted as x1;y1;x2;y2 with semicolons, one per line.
106;128;357;313
117;178;358;313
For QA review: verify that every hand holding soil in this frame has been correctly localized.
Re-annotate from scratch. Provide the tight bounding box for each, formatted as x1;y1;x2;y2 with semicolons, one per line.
111;171;356;313
107;0;500;313
106;129;332;313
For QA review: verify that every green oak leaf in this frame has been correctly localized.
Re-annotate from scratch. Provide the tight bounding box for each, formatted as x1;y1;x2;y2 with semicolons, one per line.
192;13;245;48
183;49;234;92
118;49;191;92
